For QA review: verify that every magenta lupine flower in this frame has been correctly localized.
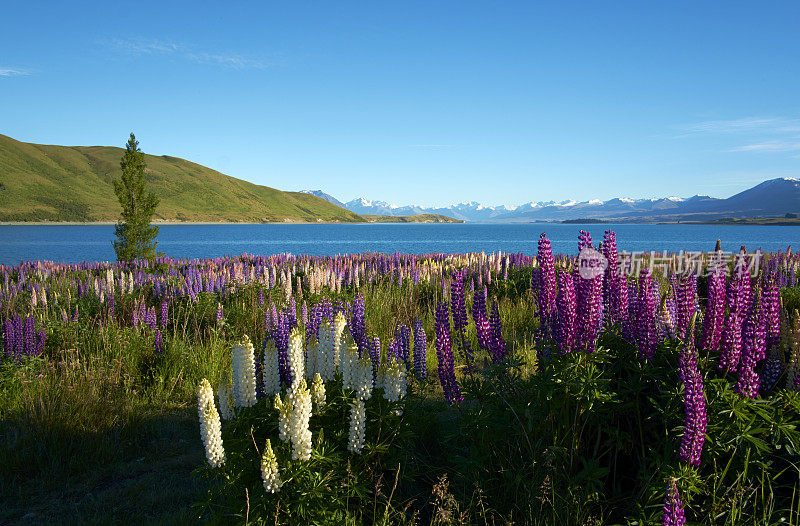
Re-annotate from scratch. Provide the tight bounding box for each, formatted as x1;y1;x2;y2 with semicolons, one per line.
537;233;558;339
602;230;620;325
435;301;463;405
636;269;658;361
476;316;491;351
735;289;767;398
578;230;593;252
489;300;507;362
719;280;746;372
701;259;726;352
678;328;707;466
576;272;603;353
762;276;781;350
674;274;697;341
556;270;577;354
413;318;427;379
661;479;687;526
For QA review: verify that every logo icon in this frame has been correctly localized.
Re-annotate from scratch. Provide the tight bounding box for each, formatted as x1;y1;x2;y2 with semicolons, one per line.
578;248;608;279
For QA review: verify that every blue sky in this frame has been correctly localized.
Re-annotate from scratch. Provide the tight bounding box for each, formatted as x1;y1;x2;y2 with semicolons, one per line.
1;1;799;207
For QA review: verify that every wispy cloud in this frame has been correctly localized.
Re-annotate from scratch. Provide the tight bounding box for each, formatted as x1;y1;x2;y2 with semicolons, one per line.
0;67;30;77
106;37;268;70
676;116;800;156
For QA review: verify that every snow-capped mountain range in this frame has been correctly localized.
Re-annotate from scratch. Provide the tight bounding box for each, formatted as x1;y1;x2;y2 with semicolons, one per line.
302;178;800;222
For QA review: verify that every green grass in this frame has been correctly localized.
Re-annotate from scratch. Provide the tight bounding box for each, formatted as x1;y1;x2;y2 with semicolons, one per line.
0;134;363;223
361;214;463;223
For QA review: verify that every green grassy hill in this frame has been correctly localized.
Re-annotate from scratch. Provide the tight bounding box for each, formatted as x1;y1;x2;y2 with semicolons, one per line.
0;134;362;223
361;213;463;223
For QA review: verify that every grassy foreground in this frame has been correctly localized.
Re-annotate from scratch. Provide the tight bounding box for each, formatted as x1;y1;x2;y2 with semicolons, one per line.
2;236;800;524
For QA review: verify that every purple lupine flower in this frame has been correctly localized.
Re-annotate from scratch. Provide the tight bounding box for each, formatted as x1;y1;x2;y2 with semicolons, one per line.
108;295;115;323
701;257;726;352
661;479;687;526
24;315;35;356
735;288;766;398
678;324;707;466
450;271;468;333
413;318;427;379
537;233;558;339
387;338;400;363
396;324;411;363
489;300;507;362
3;318;13;357
160;300;168;328
287;297;298;328
36;328;46;356
472;284;487;327
350;295;367;352
576;271;603;353
154;329;163;355
435;301;462;405
578;230;593;252
369;336;381;376
636;269;658;361
258;289;264;307
760;347;783;394
270;301;279;330
476;316;492;351
556;270;577;354
301;300;308;327
274;312;292;386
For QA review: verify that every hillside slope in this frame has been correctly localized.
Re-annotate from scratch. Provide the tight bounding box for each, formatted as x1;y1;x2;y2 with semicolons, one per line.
0;134;362;223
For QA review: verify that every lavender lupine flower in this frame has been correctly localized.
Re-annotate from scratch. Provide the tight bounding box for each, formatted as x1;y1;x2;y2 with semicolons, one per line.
537;233;558;339
556;270;577;354
301;300;308;327
160;300;168;328
108;295;115;323
435;301;462;405
661;478;687;526
489;300;507;362
413;318;427;379
636;269;658;361
735;288;767;398
678;323;707;466
216;303;224;328
701;256;726;352
258;289;264;307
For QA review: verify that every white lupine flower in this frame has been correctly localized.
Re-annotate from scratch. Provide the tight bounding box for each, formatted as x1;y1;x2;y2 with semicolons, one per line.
347;398;366;454
275;392;292;442
383;361;407;406
355;356;373;401
231;336;258;408
288;327;305;388
317;320;335;381
287;379;312;461
197;378;226;468
261;438;282;493
305;337;318;380
311;373;326;413
216;380;235;420
340;335;357;390
263;339;281;397
333;312;347;371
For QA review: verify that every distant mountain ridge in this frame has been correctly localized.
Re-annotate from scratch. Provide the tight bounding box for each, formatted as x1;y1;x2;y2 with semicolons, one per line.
302;178;800;222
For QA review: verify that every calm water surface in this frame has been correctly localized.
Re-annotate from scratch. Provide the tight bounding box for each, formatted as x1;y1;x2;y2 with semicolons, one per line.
1;223;799;265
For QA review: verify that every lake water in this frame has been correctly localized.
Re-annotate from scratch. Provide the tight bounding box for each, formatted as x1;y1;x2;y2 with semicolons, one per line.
1;223;799;265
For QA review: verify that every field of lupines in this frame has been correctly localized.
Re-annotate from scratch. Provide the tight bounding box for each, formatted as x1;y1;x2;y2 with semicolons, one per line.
3;230;800;524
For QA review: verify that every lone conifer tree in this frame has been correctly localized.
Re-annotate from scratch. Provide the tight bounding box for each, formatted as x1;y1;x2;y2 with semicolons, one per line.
113;133;160;261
